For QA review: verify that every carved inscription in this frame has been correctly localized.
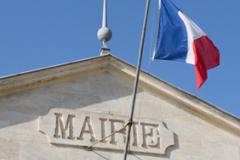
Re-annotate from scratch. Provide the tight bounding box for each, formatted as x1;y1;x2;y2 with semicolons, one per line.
53;113;75;140
38;109;175;155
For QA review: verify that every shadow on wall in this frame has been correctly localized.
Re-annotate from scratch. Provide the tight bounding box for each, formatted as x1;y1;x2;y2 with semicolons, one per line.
131;130;179;158
0;72;135;129
90;129;179;158
0;71;179;158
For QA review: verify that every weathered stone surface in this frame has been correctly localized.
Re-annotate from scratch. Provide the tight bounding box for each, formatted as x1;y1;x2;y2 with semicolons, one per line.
0;138;19;160
38;109;175;155
0;55;239;160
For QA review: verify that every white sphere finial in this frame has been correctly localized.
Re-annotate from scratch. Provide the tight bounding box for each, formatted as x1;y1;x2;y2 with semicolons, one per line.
97;27;112;43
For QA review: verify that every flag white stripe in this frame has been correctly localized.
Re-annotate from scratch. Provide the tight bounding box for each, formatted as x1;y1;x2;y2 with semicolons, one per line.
178;11;206;65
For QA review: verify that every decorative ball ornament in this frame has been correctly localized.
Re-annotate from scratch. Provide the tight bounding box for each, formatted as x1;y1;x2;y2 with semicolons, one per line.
97;27;112;42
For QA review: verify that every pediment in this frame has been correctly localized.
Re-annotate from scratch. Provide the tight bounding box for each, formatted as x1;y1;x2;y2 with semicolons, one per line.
0;55;239;159
0;55;239;135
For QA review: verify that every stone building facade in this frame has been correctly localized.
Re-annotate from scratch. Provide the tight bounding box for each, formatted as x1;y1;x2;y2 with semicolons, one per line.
0;55;239;160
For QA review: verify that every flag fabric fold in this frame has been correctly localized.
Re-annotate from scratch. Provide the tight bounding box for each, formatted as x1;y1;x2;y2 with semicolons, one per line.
153;0;220;89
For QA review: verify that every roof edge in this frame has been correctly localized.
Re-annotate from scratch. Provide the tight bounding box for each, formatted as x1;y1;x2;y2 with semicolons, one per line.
0;54;239;137
0;55;109;80
108;55;240;137
0;55;111;96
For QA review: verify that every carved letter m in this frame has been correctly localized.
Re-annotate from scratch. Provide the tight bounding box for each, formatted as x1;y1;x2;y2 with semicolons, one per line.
54;113;75;140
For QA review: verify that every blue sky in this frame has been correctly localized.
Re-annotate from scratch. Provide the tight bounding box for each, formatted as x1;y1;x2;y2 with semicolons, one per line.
0;0;239;117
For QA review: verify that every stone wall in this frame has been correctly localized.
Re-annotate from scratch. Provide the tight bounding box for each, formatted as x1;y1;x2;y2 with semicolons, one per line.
0;72;239;160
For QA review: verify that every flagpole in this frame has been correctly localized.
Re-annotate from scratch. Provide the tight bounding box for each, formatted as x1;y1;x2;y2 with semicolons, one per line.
123;0;151;160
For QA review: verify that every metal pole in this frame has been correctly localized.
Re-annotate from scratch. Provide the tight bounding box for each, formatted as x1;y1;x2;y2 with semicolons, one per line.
123;0;151;160
102;0;107;27
102;0;108;48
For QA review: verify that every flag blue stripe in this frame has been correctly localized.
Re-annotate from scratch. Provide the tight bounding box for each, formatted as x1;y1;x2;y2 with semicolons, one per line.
154;0;188;61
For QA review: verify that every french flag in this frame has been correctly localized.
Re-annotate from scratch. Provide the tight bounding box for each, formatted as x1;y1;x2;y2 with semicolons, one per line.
153;0;220;89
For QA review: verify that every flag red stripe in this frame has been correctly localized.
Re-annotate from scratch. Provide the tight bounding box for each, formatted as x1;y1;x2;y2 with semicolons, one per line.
193;36;220;89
